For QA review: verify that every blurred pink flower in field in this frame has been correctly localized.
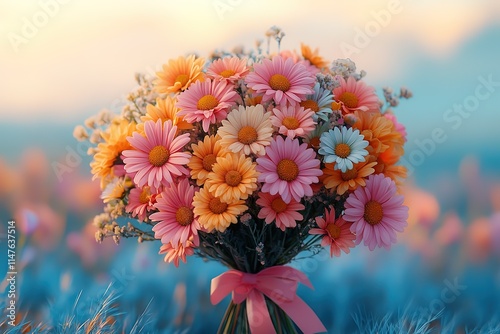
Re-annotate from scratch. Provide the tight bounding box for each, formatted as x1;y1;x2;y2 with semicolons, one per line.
491;213;500;256
435;212;463;246
466;217;492;262
55;175;101;213
404;185;440;228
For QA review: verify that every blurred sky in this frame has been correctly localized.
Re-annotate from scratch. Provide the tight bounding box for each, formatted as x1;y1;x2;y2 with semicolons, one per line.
0;0;499;183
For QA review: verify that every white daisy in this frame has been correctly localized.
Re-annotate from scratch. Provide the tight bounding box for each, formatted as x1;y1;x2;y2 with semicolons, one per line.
319;126;368;172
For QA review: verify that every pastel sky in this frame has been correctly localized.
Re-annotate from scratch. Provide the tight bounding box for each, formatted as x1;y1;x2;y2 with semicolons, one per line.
1;0;498;121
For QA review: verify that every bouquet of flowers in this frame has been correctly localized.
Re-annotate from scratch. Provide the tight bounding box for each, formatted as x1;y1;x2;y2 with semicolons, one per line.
75;27;411;333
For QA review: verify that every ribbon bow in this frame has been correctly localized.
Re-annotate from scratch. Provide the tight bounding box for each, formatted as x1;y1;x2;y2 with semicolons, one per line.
210;266;326;334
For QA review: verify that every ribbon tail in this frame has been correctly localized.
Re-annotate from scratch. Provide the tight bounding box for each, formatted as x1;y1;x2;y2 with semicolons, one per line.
247;290;276;334
277;297;327;334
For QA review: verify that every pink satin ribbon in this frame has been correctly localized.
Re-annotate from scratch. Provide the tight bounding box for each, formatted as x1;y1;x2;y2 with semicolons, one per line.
210;266;327;334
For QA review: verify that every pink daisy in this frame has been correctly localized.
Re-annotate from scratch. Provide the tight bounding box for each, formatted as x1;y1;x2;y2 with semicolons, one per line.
159;238;196;267
206;57;249;83
125;185;157;221
309;207;356;257
384;112;407;142
150;178;200;247
333;76;380;114
256;136;322;204
256;192;305;231
123;119;191;192
279;50;319;76
245;55;315;106
270;105;316;139
176;79;239;132
343;174;409;250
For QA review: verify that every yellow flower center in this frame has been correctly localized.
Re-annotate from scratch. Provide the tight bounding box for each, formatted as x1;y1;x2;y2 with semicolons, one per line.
338;92;359;109
269;74;291;92
299;99;319;112
149;145;170;167
197;95;219;110
225;170;242;187
175;206;194;226
138;187;151;204
209;197;228;214
271;197;287;213
341;168;358;181
282;117;300;130
277;159;299;181
220;69;235;78
326;223;341;239
238;126;258;145
334;143;351;159
175;74;189;88
202;154;217;172
364;200;384;225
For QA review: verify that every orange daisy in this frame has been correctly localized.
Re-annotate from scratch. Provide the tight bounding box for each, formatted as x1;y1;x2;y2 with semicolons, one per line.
193;188;248;232
138;96;193;134
188;135;228;186
300;43;328;69
322;160;377;195
154;55;205;94
205;152;259;203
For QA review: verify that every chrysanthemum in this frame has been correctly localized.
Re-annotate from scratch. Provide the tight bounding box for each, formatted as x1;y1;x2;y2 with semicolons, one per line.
322;160;377;195
206;57;249;83
205;153;258;203
256;136;322;204
343;174;409;250
300;43;328;69
188;135;228;186
154;55;205;94
271;105;316;139
319;126;368;172
256;192;305;231
300;82;334;122
123;120;191;191
159;238;196;267
150;178;200;247
309;207;356;257
333;76;380;114
193;188;248;232
217;105;273;156
245;55;315;106
176;79;239;132
138;96;193;134
91;118;136;188
125;185;157;221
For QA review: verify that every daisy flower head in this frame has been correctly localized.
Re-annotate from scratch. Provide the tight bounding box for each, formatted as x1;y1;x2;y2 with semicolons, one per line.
176;79;239;132
150;178;200;247
217;104;273;156
319;126;369;172
256;192;305;231
309;207;356;257
101;177;133;203
206;57;249;83
270;105;316;139
245;55;315;106
300;82;334;122
193;187;248;232
205;152;259;203
123;119;191;192
304;121;330;151
125;185;157;221
188;135;228;186
343;174;409;250
300;43;328;70
256;136;322;204
138;96;193;134
333;76;380;114
159;238;196;267
383;112;407;142
154;55;205;94
322;160;377;195
90;118;136;188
